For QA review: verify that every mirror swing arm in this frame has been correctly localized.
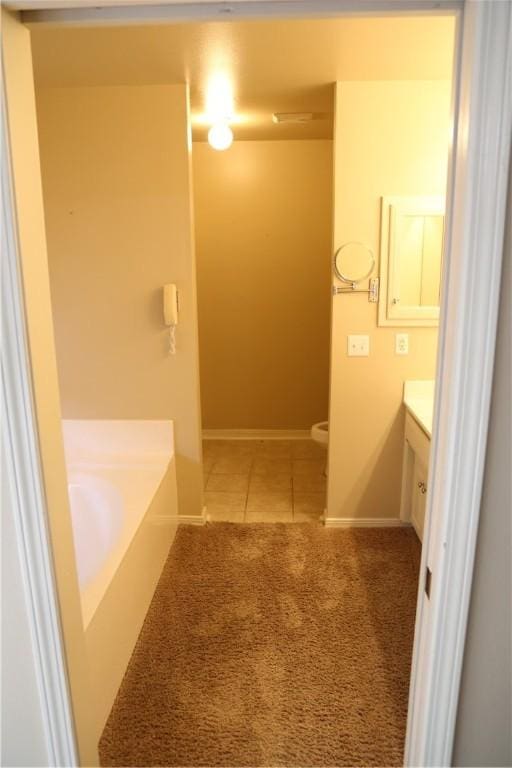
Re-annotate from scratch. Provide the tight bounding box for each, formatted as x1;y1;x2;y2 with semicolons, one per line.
332;242;379;303
332;280;379;301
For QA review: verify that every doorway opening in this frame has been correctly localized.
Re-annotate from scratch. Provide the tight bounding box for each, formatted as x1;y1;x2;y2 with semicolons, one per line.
6;3;510;768
27;11;456;762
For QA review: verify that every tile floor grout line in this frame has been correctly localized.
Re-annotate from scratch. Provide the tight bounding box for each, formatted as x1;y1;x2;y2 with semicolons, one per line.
203;438;325;524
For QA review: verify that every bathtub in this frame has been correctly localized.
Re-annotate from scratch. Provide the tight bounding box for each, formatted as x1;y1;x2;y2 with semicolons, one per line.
62;420;179;742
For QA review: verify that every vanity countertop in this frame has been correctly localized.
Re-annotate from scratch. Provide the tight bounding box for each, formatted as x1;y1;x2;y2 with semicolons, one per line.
403;380;435;438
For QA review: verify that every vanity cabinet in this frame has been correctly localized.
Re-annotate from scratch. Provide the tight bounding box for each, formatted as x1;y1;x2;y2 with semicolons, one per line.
400;411;431;541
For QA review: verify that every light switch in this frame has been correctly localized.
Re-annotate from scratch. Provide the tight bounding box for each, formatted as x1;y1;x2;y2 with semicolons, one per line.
395;333;409;355
347;335;370;357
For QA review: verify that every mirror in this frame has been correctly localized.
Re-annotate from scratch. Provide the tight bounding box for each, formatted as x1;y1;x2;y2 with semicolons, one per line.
334;242;375;285
395;214;443;307
378;196;445;327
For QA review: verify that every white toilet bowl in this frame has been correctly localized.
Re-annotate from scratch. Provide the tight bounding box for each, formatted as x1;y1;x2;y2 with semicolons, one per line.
311;421;328;448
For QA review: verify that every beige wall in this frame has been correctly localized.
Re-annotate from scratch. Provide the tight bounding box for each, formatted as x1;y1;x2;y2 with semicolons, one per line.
193;140;332;430
2;10;97;764
36;85;203;518
452;166;511;767
327;80;452;520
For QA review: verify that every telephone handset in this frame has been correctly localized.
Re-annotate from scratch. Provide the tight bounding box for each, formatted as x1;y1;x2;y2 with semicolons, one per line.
163;284;179;354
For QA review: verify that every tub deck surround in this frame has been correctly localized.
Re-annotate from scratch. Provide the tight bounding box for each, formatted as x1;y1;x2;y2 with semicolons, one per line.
403;380;435;438
202;438;326;523
62;419;180;743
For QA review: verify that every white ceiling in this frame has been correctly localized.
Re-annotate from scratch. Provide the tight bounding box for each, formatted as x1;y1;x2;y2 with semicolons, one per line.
30;14;456;140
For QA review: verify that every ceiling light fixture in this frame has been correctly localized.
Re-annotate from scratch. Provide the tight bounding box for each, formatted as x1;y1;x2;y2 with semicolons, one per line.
205;72;235;150
208;121;233;151
206;72;234;123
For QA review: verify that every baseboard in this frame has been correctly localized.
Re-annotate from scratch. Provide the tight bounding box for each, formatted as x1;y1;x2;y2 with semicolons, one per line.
324;517;411;528
177;511;206;526
202;428;311;440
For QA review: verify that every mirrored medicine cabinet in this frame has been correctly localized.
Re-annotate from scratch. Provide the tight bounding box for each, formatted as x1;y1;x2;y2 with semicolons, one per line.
378;195;445;327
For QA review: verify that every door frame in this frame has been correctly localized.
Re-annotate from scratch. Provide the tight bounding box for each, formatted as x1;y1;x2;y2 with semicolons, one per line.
1;84;79;768
406;5;511;763
2;1;511;766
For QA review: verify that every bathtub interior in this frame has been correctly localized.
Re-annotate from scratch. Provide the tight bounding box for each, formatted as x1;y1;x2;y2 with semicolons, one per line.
62;420;176;628
68;471;124;589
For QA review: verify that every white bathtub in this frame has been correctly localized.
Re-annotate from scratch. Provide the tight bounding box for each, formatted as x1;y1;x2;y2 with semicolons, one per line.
62;419;179;741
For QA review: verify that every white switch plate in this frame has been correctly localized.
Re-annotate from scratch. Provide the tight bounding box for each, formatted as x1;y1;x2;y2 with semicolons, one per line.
347;334;370;357
395;333;409;355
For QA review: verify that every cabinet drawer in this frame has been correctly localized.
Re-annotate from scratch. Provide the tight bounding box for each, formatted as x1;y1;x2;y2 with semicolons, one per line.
405;411;431;468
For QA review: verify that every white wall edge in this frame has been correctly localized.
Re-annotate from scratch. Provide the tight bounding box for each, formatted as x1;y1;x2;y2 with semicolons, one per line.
203;429;311;440
324;517;410;528
1;83;78;766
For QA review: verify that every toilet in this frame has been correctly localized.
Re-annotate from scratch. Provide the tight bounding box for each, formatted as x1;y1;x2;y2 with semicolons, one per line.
311;421;328;448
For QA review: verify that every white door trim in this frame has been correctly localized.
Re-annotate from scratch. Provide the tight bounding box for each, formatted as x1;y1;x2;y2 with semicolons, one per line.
2;3;510;767
19;1;462;25
405;3;512;765
1;85;79;765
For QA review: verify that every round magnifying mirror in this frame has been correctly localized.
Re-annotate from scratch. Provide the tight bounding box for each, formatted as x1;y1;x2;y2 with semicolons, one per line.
334;242;375;285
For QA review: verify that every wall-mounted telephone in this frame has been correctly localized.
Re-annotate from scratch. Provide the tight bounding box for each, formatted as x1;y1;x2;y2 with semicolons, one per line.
163;284;179;354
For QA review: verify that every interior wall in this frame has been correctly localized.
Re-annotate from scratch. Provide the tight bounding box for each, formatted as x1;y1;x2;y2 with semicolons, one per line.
327;80;452;521
193;139;332;430
452;165;512;768
2;9;97;764
36;84;203;518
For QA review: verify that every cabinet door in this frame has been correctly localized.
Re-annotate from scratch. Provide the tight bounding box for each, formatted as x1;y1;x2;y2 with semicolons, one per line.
411;458;428;541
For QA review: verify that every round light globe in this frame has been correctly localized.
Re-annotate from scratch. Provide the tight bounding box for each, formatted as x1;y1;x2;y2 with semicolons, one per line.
208;122;233;151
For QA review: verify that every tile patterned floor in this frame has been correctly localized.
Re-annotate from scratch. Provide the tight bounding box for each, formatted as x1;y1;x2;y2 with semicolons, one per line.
202;438;327;523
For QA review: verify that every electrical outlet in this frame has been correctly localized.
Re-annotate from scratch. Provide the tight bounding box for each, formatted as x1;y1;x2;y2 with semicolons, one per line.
347;335;370;357
395;333;409;355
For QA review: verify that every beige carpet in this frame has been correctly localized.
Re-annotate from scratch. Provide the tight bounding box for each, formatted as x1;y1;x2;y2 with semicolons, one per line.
100;523;421;767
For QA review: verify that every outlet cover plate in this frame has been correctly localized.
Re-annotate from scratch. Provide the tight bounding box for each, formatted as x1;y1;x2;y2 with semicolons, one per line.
395;333;409;355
